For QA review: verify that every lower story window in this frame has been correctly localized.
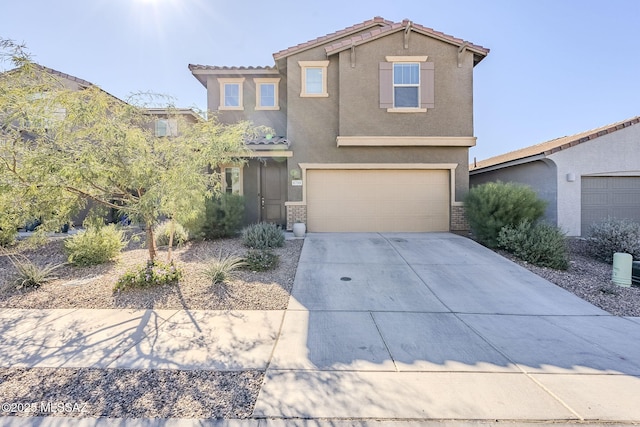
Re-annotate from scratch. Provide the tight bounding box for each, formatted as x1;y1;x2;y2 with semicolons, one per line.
224;167;242;195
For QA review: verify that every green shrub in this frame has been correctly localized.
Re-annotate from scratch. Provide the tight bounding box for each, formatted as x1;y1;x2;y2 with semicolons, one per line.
242;222;284;249
587;217;640;263
0;227;17;247
114;260;182;291
201;252;246;284
155;220;189;247
244;249;279;271
464;181;546;248
64;224;126;266
202;193;245;239
498;220;569;270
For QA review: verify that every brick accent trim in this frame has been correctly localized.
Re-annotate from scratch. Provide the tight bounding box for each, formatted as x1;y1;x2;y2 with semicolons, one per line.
286;204;307;231
451;205;469;231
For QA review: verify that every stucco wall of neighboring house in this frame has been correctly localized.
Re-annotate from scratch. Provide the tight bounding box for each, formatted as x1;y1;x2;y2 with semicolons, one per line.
206;74;287;136
469;160;558;225
284;32;474;203
548;124;640;236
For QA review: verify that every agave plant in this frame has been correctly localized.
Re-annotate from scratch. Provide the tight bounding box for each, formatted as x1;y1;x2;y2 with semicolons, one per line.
201;250;247;285
2;250;63;290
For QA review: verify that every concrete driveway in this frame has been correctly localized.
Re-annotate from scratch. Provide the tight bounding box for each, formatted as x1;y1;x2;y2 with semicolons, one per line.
254;232;640;422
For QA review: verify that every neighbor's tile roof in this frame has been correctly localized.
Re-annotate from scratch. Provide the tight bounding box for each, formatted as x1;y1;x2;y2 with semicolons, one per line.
33;64;94;88
324;19;490;63
273;16;393;60
188;65;277;72
471;116;640;171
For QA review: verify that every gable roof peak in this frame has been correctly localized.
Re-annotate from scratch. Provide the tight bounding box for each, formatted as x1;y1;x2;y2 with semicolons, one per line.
273;16;393;60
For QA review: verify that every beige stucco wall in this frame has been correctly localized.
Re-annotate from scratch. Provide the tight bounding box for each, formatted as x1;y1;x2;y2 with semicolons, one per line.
284;30;476;203
337;31;474;137
206;74;287;136
549;124;640;236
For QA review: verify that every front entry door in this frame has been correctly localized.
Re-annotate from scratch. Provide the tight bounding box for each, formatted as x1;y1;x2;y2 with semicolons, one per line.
260;161;287;226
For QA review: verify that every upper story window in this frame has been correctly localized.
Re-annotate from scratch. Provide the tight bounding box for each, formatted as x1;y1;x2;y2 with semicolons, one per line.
155;119;177;137
298;60;329;97
393;63;420;108
254;78;281;110
379;56;434;113
218;78;245;110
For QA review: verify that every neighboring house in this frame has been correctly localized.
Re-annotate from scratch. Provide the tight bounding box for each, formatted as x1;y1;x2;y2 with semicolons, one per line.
469;117;640;236
144;108;202;137
189;16;489;232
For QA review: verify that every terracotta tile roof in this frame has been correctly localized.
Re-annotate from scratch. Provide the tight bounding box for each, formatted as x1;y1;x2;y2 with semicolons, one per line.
247;136;289;147
325;19;490;63
188;65;276;71
272;16;393;60
471;116;640;172
33;64;94;88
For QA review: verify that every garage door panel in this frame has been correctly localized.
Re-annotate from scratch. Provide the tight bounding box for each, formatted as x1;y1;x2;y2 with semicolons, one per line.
581;176;640;236
307;169;450;232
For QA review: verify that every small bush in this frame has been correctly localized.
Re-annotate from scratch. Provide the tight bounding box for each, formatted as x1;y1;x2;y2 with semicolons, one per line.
244;249;279;271
587;217;640;263
64;224;126;266
202;194;245;239
114;260;182;291
3;252;62;290
201;252;246;284
464;181;547;248
242;222;284;249
0;228;17;247
498;220;569;270
155;220;189;247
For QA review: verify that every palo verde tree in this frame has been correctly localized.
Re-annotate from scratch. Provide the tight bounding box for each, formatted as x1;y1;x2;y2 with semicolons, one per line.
0;39;266;259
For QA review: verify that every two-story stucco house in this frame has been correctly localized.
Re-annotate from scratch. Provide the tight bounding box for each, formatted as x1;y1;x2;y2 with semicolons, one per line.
190;17;489;232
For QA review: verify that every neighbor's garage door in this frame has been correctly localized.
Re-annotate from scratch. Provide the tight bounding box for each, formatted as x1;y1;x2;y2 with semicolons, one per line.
581;176;640;236
306;169;450;232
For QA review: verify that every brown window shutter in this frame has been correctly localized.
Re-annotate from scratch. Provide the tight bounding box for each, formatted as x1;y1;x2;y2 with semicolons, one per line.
379;62;393;108
420;62;435;109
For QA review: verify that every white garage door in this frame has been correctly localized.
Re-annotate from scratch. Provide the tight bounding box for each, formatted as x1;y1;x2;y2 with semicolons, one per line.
581;176;640;236
306;169;450;232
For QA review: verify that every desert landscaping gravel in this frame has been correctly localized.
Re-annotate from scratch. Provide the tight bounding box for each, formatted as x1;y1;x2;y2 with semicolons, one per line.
0;233;303;310
503;237;640;317
0;232;638;420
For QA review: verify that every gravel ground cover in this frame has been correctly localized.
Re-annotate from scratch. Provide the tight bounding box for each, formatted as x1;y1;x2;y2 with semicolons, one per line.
0;232;303;310
0;368;262;418
500;237;640;317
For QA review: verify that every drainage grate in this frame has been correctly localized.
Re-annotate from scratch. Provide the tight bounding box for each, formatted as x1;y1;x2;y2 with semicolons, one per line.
340;277;352;282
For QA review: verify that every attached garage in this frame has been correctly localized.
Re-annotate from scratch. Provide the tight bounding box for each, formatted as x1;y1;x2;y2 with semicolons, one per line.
306;168;450;232
581;176;640;235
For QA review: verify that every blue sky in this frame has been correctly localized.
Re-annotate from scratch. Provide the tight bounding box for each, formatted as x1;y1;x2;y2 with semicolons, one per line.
1;0;638;161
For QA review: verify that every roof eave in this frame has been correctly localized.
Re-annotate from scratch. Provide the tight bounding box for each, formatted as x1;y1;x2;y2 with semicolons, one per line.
470;154;546;174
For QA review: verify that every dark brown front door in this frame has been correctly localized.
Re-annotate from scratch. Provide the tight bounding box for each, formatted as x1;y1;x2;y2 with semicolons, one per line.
260;160;287;225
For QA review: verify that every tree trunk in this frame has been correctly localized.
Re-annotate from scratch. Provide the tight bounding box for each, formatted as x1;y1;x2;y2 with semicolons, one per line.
146;222;157;261
167;218;175;262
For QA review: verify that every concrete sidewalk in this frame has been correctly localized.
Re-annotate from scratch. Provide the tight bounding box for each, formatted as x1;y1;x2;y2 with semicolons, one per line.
1;232;640;424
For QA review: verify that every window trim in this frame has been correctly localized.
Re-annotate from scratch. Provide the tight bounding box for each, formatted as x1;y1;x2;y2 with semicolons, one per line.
221;164;244;195
254;78;281;110
218;78;245;110
298;60;329;97
381;56;431;113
